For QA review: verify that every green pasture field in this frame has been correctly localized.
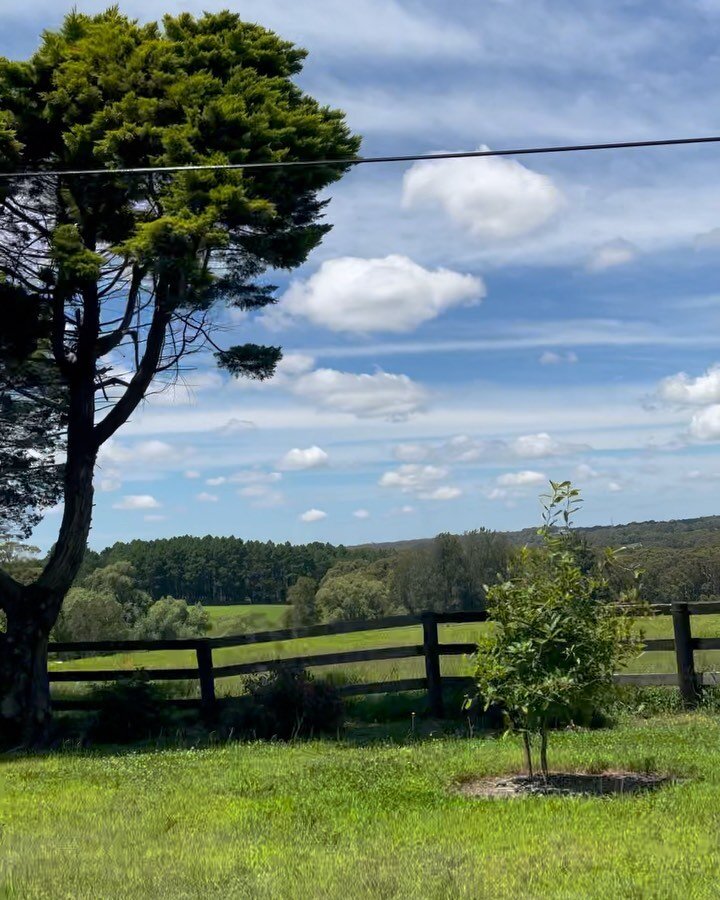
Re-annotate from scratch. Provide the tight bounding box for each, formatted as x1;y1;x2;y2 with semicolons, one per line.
204;603;289;636
1;714;719;898
48;610;720;700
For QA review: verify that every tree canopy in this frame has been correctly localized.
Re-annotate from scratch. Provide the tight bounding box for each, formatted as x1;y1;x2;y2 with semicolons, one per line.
0;8;358;548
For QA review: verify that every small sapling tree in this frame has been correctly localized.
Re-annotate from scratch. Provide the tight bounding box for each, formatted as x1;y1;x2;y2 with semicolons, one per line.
471;481;644;779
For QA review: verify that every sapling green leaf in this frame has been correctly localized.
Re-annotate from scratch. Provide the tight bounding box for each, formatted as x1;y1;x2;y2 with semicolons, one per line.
471;481;646;779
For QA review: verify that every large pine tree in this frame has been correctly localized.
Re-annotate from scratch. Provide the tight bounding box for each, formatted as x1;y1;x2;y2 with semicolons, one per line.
0;8;359;744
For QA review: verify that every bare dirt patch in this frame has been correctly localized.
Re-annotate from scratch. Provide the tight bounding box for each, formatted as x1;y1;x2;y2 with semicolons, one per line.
458;772;671;799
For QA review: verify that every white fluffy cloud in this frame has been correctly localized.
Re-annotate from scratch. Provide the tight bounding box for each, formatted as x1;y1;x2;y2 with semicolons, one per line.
300;508;327;522
225;349;427;422
391;432;587;465
99;439;194;473
539;350;578;365
270;255;483;334
658;364;720;406
689;405;720;440
196;492;219;503
402;147;563;240
100;439;175;465
112;495;161;510
574;463;600;480
98;475;122;493
496;470;546;487
393;442;431;462
229;470;283;485
397;434;495;464
278;445;330;471
509;432;584;458
586;239;637;272
353;509;370;519
379;464;462;501
421;486;463;501
293;368;426;420
239;484;286;508
379;464;448;492
276;353;316;377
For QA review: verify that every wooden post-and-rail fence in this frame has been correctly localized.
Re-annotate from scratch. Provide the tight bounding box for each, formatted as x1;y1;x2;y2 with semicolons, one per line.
48;602;720;718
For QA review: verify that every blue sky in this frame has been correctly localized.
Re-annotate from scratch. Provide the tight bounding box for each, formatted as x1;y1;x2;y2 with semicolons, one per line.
7;0;720;549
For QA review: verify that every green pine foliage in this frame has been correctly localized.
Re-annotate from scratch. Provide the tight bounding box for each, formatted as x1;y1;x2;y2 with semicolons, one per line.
0;5;359;561
90;536;383;604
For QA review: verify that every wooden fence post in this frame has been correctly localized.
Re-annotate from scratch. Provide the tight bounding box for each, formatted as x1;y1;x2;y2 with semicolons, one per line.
422;612;444;718
672;602;699;708
195;641;216;720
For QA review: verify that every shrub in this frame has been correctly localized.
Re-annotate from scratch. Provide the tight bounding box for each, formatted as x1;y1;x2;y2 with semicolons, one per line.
83;561;153;627
134;597;210;640
471;481;645;778
225;668;344;739
52;588;129;642
284;576;318;627
315;558;401;622
87;674;174;743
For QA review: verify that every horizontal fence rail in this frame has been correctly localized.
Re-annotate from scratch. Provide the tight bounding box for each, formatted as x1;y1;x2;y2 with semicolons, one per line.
48;602;720;717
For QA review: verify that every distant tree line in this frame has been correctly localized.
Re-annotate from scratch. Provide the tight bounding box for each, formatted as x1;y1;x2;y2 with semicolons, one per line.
79;536;384;604
286;530;514;627
508;514;720;551
8;514;720;639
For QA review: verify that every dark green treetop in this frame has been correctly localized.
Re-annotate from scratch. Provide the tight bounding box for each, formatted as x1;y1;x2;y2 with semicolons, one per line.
0;6;359;550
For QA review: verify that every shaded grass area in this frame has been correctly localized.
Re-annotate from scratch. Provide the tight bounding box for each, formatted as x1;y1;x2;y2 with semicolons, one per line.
205;604;289;636
1;715;720;898
49;612;720;701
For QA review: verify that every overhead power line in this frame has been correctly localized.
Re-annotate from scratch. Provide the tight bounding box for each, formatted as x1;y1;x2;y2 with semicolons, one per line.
1;134;720;180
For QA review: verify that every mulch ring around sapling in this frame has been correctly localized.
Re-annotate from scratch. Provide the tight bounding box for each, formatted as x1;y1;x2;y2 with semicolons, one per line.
457;771;672;799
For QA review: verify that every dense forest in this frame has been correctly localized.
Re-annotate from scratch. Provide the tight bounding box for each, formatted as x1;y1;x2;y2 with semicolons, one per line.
358;514;720;554
505;514;720;551
79;537;384;604
68;514;720;612
9;513;720;638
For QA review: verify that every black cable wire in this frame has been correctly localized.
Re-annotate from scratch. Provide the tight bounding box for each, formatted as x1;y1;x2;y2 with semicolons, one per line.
1;134;720;180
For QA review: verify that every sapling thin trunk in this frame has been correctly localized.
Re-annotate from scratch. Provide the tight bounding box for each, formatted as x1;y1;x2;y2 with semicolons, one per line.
522;731;534;778
540;725;549;781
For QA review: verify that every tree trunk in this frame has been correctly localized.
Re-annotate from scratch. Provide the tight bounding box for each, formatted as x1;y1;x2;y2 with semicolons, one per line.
540;726;549;782
0;421;97;748
0;593;57;748
522;731;533;778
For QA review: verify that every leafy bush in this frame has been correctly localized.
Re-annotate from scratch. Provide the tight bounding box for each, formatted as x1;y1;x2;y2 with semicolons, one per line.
315;558;401;622
53;587;129;642
83;561;153;626
87;675;174;743
134;596;210;640
224;668;344;739
471;481;645;778
52;571;210;643
284;576;318;627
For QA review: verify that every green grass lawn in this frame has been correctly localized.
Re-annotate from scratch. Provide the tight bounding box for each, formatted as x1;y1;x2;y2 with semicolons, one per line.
204;603;289;636
1;714;719;898
49;611;720;702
